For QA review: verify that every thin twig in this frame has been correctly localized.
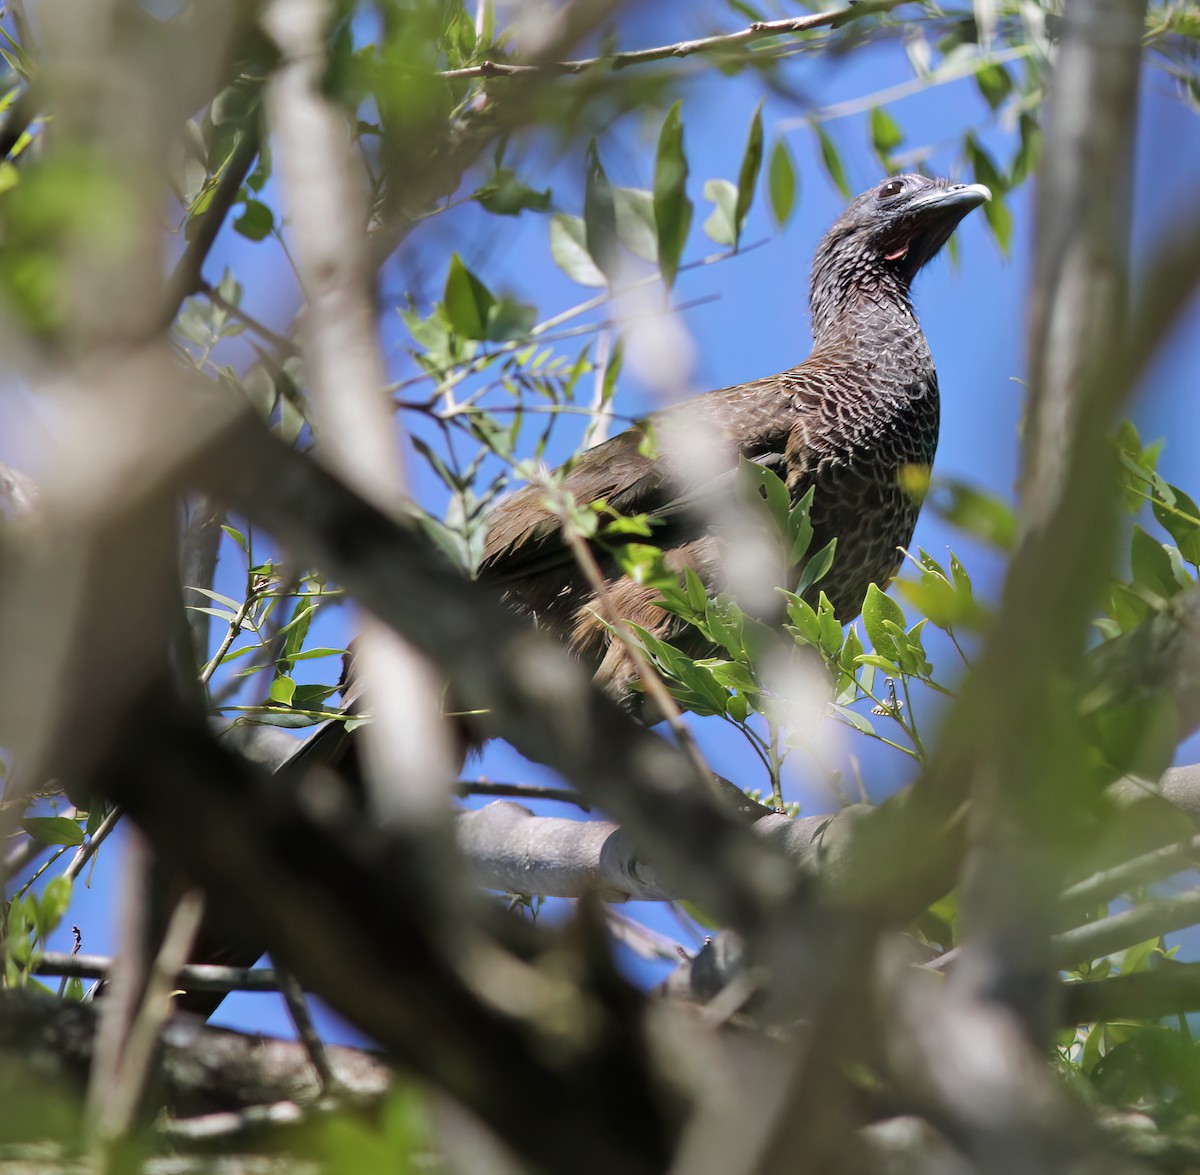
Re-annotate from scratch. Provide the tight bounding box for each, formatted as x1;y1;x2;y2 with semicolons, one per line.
440;2;902;79
275;963;338;1093
583;328;614;450
65;805;123;882
778;43;1035;131
388;241;766;400
89;891;207;1159
198;583;262;685
1054;883;1200;970
557;514;713;788
163;124;262;325
457;779;591;809
37;951;284;992
1060;833;1200;923
199;277;299;356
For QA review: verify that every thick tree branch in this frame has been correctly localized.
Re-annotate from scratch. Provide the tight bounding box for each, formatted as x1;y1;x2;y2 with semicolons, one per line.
0;988;391;1115
264;0;459;837
97;695;679;1175
190;406;804;931
925;0;1148;1058
456;800;853;901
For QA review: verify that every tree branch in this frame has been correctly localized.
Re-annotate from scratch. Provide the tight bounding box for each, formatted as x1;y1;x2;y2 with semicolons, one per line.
96;692;680;1175
439;2;904;79
189;406;803;930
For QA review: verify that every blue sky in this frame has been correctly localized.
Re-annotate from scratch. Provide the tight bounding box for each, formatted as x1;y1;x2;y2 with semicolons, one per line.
12;10;1200;1040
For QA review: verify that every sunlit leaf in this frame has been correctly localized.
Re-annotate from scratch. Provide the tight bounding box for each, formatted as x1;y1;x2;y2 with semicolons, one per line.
815;125;850;200
702;178;739;246
550;214;606;287
584;140;619;283
443;252;496;339
734;100;764;244
22;817;85;847
862;583;906;653
768;138;797;227
975;62;1013;109
870;107;903;161
233;199;273;241
474;169;551;216
613;186;657;261
654;101;693;293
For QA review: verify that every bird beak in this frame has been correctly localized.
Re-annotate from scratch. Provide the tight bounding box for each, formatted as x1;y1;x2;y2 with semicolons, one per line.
908;182;991;215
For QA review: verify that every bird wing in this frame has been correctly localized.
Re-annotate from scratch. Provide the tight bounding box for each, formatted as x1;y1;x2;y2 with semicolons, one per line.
478;371;813;587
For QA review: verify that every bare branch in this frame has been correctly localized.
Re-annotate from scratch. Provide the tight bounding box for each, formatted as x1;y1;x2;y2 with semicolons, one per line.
190;406;803;929
938;0;1149;1047
264;0;458;832
0;987;391;1114
439;2;903;79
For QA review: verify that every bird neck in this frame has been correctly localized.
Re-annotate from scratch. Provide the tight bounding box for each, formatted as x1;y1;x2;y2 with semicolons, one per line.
809;271;929;373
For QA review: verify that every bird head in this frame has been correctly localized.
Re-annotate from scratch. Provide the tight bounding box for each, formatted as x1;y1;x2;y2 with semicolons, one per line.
809;174;990;338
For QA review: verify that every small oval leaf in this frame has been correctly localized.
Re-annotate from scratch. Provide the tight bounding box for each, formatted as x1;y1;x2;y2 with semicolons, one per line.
549;214;606;287
768;138;797;227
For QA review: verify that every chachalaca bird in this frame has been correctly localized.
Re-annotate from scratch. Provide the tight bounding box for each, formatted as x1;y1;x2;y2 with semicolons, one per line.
172;174;987;1019
479;173;989;702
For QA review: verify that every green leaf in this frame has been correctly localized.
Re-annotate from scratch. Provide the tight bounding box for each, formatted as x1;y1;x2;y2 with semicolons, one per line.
443;252;496;339
291;683;340;709
612;187;658;262
269;675;297;706
702;178;739;247
654;101;694;293
835;625;866;702
767;139;796;227
734;101;764;244
444;8;477;67
931;479;1017;550
895;550;983;631
22;817;85;846
975;63;1012;110
485;295;537;342
869;107;903;159
861;583;906;653
816;592;844;658
211;82;259;127
965;134;1007;194
1010;113;1041;186
1119;937;1164;976
1130;525;1187;600
965;134;1012;253
787;487;815;564
834;704;875;735
795;539;837;598
815;125;850;201
584;140;619;283
1085;694;1178;778
221;524;249;553
983;195;1013;256
782;590;821;646
737;456;791;534
474;169;551;216
233;199;274;242
40;876;73;931
549;214;606;287
280;596;314;664
1152;483;1200;564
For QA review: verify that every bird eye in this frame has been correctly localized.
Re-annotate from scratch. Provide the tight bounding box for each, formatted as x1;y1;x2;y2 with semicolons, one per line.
879;179;904;199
